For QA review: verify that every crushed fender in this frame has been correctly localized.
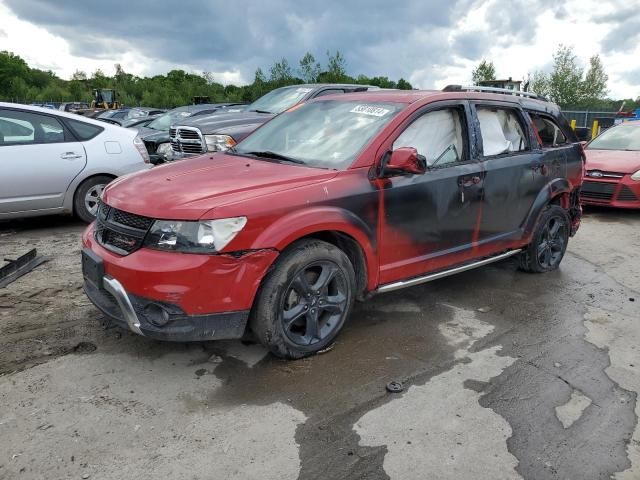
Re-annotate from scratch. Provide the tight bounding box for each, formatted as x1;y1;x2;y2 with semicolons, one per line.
0;249;50;288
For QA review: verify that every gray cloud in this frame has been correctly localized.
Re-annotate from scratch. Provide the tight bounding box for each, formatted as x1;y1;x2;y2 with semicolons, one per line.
625;68;640;86
5;0;637;95
592;5;640;53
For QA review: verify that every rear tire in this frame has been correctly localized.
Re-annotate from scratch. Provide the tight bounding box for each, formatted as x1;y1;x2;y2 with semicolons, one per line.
250;239;356;359
74;175;113;223
519;205;570;273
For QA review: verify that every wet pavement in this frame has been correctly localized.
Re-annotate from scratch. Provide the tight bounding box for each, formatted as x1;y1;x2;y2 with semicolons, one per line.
0;207;638;479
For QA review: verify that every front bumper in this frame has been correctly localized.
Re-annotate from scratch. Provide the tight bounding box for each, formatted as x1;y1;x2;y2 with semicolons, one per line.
581;177;640;208
83;275;249;341
81;223;279;341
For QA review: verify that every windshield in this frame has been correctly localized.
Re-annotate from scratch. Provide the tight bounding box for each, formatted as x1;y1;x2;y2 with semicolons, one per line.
248;86;315;114
234;100;403;169
588;124;640;151
147;109;194;131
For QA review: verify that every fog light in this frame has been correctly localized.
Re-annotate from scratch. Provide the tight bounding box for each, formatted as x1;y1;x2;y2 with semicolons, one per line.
144;303;171;326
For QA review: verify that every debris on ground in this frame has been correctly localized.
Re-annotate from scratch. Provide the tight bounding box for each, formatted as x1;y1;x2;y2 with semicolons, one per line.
477;306;493;313
386;381;404;393
0;249;50;288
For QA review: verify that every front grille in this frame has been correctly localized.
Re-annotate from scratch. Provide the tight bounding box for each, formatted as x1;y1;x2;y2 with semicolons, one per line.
586;170;625;179
170;126;205;155
111;209;154;230
617;185;638;202
95;202;153;255
581;181;616;201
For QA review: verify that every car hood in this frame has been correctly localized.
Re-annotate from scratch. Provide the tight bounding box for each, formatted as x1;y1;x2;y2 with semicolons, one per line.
181;111;273;135
102;153;337;220
138;128;170;144
585;149;640;174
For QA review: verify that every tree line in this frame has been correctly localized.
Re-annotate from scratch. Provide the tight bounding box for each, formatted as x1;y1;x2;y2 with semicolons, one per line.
0;50;413;108
471;45;640;110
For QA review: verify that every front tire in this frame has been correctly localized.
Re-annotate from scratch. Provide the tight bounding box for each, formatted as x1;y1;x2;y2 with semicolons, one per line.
74;175;113;223
519;205;570;273
250;239;356;359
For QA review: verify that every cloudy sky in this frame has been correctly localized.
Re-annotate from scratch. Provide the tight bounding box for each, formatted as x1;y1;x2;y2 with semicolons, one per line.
0;0;639;98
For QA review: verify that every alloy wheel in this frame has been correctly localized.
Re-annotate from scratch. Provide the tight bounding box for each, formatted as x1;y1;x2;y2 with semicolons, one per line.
537;216;566;269
281;261;348;347
84;184;106;217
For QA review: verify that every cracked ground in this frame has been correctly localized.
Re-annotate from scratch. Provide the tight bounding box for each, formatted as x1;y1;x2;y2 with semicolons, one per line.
0;207;638;480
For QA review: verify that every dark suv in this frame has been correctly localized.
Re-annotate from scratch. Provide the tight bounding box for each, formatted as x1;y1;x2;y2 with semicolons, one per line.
82;86;583;359
168;83;377;158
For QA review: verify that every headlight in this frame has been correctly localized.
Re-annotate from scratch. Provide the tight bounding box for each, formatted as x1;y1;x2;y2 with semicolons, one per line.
143;217;247;253
631;169;640;181
156;142;174;160
204;134;236;152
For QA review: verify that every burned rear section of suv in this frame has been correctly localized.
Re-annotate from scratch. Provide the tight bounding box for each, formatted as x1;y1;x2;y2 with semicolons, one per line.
82;87;583;359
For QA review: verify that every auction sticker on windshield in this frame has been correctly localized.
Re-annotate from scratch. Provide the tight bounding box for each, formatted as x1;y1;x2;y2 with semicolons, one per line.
350;105;390;117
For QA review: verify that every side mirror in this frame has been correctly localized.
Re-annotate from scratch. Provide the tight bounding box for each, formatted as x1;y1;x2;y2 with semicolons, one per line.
383;147;427;176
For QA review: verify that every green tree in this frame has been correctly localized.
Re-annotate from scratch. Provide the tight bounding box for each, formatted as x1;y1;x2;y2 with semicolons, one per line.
0;51;30;97
548;45;583;106
298;52;321;83
471;59;496;84
581;54;608;101
397;78;413;90
529;70;550;98
323;50;348;82
269;58;294;84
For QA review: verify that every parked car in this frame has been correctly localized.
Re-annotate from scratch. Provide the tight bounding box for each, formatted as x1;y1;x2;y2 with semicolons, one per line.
125;107;166;119
82;87;583;358
581;121;640;208
136;103;245;164
97;113;165;128
95;108;131;121
59;102;90;113
169;84;378;159
0;102;151;223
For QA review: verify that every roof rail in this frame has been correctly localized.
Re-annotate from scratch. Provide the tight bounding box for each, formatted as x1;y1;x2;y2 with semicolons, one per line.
442;84;547;101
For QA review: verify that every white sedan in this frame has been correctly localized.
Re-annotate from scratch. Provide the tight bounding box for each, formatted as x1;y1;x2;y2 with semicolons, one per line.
0;103;151;222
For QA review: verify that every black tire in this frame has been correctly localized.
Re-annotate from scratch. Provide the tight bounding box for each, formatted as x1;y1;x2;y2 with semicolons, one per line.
250;239;356;359
519;205;570;273
73;175;113;223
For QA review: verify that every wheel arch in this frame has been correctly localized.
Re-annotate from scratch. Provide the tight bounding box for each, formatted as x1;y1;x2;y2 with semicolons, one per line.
522;178;572;236
251;207;379;296
69;173;116;215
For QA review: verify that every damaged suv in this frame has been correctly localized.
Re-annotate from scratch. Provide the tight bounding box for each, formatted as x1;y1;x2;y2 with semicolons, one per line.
82;87;583;359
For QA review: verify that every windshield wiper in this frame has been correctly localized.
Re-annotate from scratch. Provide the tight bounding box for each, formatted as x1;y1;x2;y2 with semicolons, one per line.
241;150;305;164
249;109;273;114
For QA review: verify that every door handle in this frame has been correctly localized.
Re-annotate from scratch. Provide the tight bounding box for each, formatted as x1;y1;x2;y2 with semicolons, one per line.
60;152;83;160
530;160;548;175
458;175;482;188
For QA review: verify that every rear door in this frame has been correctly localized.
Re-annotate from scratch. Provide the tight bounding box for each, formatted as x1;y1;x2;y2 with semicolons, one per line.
0;108;87;214
471;102;544;242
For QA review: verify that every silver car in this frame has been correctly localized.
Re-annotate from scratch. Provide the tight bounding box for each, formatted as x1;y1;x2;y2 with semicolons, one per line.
0;103;151;222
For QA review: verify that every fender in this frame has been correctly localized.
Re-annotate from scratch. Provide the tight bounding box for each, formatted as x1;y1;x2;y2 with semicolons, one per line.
252;206;379;290
522;177;572;236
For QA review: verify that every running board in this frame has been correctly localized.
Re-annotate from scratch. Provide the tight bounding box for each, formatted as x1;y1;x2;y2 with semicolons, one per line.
377;249;522;294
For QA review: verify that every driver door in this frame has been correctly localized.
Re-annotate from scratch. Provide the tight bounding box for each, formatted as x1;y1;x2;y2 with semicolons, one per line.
377;102;485;284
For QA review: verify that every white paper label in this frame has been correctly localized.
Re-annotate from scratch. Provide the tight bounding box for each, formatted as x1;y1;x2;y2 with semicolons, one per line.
350;105;390;117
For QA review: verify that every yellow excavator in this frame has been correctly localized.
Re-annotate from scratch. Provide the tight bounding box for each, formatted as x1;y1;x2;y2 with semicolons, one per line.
91;89;120;110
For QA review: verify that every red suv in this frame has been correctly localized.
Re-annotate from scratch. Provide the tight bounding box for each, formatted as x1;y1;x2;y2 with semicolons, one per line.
82;87;583;359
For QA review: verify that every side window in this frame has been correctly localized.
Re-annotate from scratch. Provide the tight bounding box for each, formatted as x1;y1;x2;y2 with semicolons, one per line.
477;107;528;156
0;109;65;146
529;113;567;147
314;89;346;98
393;108;466;167
66;119;104;141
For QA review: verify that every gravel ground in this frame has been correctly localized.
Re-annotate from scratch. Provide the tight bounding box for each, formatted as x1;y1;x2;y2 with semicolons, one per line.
0;207;638;480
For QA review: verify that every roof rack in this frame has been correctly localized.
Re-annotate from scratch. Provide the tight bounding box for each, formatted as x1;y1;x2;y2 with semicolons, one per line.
442;85;547;101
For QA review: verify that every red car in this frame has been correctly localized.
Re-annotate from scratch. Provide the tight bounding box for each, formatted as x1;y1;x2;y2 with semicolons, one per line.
82;87;583;358
582;121;640;208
